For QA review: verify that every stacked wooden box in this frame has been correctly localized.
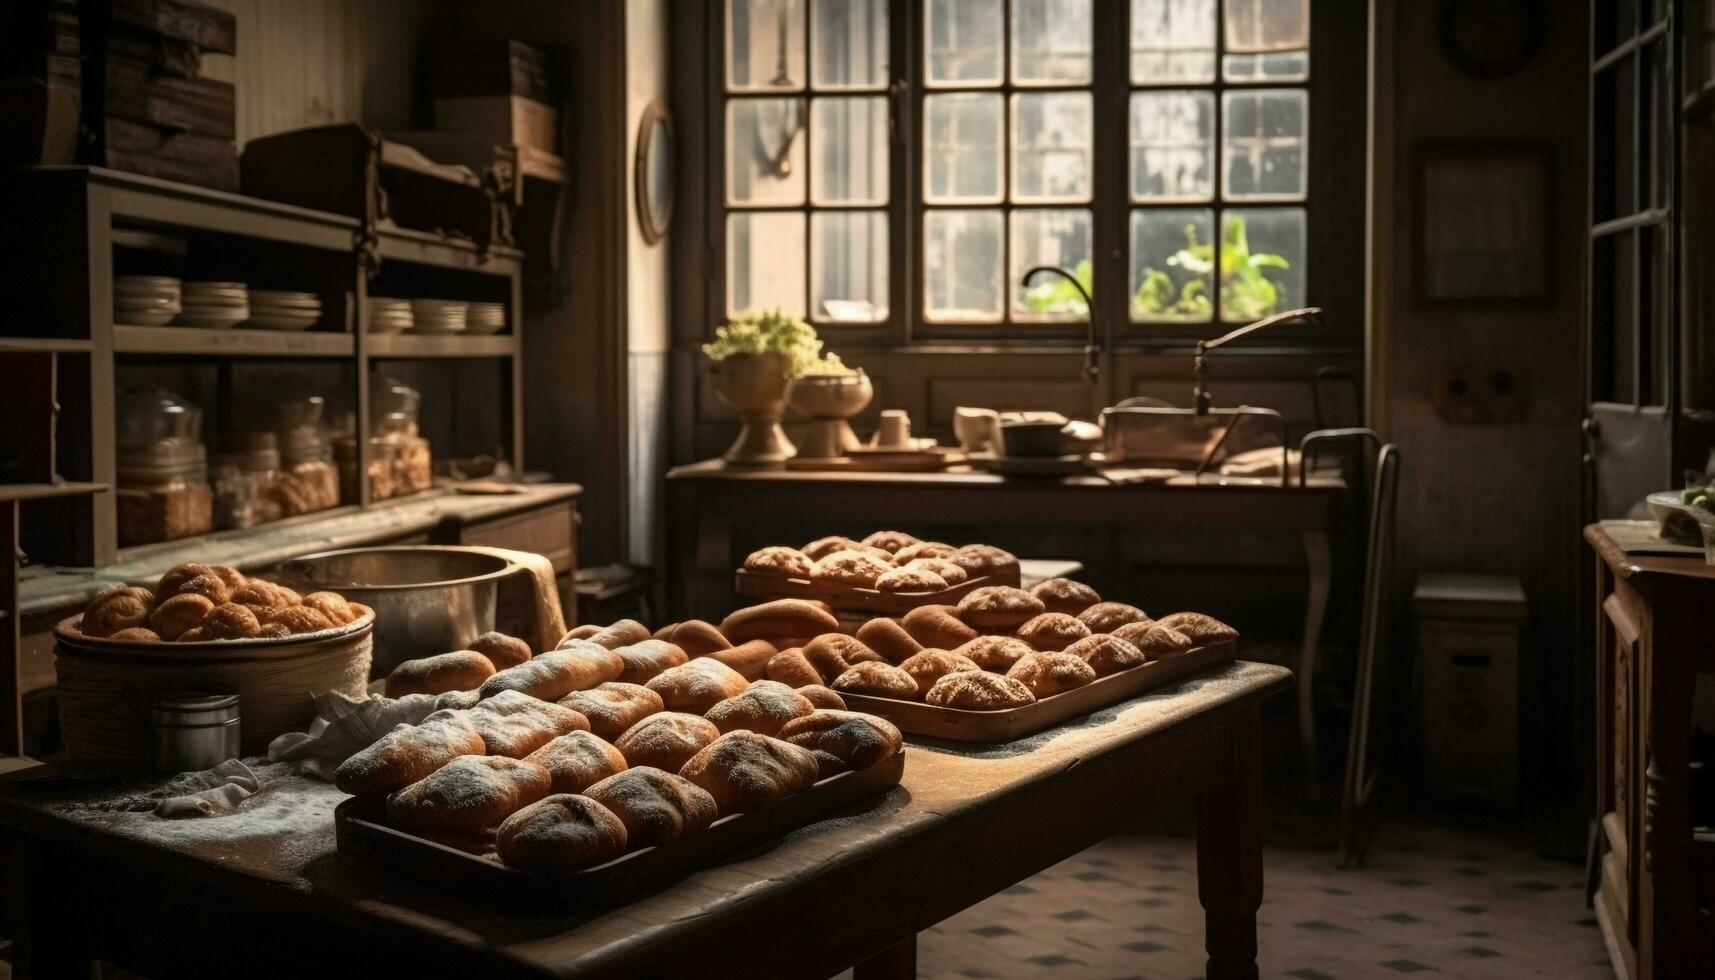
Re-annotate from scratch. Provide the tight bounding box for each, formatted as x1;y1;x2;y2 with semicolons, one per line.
0;0;81;166
98;0;238;191
426;40;563;155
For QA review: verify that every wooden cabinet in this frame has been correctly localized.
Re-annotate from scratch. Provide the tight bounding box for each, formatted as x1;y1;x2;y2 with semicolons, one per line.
1586;524;1715;980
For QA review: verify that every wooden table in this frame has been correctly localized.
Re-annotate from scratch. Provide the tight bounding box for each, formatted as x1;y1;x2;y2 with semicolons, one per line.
667;460;1341;782
0;661;1289;980
1585;524;1715;979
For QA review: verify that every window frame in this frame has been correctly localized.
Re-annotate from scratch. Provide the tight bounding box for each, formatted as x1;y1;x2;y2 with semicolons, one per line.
701;0;1364;351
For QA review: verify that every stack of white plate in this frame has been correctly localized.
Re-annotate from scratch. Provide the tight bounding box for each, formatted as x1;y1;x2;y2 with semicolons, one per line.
247;290;322;331
175;282;249;329
409;299;467;335
114;276;182;325
366;297;414;334
465;302;506;335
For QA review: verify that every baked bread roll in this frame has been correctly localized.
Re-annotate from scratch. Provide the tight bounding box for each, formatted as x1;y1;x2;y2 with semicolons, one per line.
207;564;246;592
893;541;955;563
874;566;947;594
955;586;1045;632
802;534;862;561
803;633;885;680
953;635;1034;672
386;755;552;834
1065;633;1148;676
1006;651;1097;698
569;620;652;651
177;627;209;642
613;639;689;685
924;671;1036;711
645;658;751;714
1076;602;1152;634
452;689;590;758
861;530;919;554
903;557;967;585
898;650;984;701
469;631;533;669
614;711;720;772
387;651;497;698
229;581;297;617
809;549;893;589
480;643;625;702
525;730;628;795
256;623;289;640
301;591;359;627
703;638;779;680
947;544;1020;581
743;546;814;578
779;709;902;776
147;592;213;641
679;731;820;816
765;648;824;687
436;689;483;711
560;624;603;642
496;794;628;871
154;563;219;603
1029;577;1102;616
1111;620;1193;656
1153;612;1239;644
204;602;264;640
334;714;485;797
558;682;664;740
1014;612;1092;652
795;685;846;710
81;586;154;638
582;766;718;848
900;604;978;649
719;598;840;646
830;661;919;700
109;626;162;642
265;605;336;635
704;680;815;737
654;620;733;656
854;617;924;664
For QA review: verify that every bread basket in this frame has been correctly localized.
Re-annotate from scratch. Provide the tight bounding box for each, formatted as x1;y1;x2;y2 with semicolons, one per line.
52;607;375;762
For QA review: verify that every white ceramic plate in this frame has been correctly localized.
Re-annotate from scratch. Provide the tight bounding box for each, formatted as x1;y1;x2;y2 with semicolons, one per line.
246;313;319;331
114;308;179;326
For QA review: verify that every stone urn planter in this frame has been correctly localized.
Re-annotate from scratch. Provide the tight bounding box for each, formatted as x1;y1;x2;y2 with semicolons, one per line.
711;351;796;465
787;371;873;459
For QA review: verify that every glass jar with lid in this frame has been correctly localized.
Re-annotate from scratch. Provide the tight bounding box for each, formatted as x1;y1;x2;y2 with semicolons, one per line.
339;377;433;503
275;395;339;515
115;384;214;546
211;431;283;530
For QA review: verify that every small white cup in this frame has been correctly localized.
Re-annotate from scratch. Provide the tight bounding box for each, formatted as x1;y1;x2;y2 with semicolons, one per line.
877;409;911;448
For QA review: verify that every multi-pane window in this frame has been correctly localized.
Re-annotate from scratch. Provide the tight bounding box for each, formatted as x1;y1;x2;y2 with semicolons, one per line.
1128;0;1308;325
725;0;891;323
923;0;1094;324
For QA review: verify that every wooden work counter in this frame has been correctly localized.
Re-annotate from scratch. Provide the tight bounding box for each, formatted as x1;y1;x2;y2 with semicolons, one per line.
0;661;1289;980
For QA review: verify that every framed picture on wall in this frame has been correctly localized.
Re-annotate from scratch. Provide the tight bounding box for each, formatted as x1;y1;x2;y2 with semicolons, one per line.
1413;141;1555;309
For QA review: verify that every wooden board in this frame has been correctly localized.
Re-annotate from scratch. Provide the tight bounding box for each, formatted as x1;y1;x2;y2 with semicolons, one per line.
836;641;1237;742
735;567;1021;614
335;748;906;908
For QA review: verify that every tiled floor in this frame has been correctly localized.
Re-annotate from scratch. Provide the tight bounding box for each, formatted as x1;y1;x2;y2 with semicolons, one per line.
914;817;1611;979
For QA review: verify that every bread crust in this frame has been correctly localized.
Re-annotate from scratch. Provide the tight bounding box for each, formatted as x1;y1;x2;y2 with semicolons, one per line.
1111;620;1194;655
655;620;733;656
952;635;1035;672
1014;612;1092;652
679;731;821;816
900;604;978;649
385;755;552;833
480;643;625;702
1065;633;1149;676
645;658;751;714
614;711;721;772
875;565;947;593
468;631;533;669
1006;651;1098;698
703;638;778;680
334;714;485;797
452;689;591;758
765;648;824;687
583;766;718;848
854;617;924;664
704;680;816;737
719;599;840;645
558;682;665;740
387;650;497;698
898;650;984;701
808;549;893;589
924;670;1036;710
743;546;814;578
955;586;1045;632
497;794;628;870
1076;602;1152;634
1153;612;1239;643
525;730;628;795
779;709;902;774
803;634;885;680
613;639;690;685
830;661;919;700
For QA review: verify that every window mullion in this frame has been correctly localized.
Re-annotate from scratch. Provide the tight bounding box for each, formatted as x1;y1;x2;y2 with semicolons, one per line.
1213;0;1226;327
1093;0;1129;355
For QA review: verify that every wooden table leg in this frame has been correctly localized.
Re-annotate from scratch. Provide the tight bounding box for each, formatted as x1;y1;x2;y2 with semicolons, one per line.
1298;529;1331;798
852;935;917;980
1198;704;1264;980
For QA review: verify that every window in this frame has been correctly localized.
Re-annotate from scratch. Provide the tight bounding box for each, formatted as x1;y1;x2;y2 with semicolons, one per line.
715;0;1335;340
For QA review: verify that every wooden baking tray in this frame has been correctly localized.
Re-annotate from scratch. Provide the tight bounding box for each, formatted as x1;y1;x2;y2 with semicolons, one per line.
335;749;905;908
836;641;1237;742
734;568;1021;614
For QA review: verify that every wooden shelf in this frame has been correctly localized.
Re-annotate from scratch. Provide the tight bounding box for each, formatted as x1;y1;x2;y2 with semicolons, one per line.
0;483;106;504
0;338;95;353
114;325;355;357
365;332;516;358
375;226;523;275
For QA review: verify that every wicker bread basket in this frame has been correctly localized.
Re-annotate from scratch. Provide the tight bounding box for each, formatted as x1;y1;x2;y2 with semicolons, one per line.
52;606;375;762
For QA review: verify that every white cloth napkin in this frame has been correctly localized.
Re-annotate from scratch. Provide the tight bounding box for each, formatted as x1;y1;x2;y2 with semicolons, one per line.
266;689;467;779
154;759;260;819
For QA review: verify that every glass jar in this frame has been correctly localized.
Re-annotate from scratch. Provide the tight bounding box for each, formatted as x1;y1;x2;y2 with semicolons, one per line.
211;432;282;530
275;396;339;516
115;384;214;546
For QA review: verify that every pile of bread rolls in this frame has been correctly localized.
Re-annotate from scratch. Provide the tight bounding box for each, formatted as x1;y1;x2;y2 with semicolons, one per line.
343;614;903;872
743;530;1019;594
74;563;366;642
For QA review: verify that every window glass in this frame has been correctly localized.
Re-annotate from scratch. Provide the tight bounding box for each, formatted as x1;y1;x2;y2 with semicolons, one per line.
925;210;1005;321
728;212;808;315
1223;0;1310;81
1012;209;1093;319
1130;90;1215;201
1011;0;1093;85
925;94;1005;203
727;0;807;91
1130;208;1215;322
1011;92;1094;202
1219;208;1304;321
812;0;889;90
927;0;1004;86
1131;0;1216;83
811;97;889;205
813;211;890;322
727;99;807;205
1222;89;1308;200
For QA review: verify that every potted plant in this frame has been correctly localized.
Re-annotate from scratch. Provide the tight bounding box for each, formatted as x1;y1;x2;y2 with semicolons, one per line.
787;353;872;459
703;309;825;465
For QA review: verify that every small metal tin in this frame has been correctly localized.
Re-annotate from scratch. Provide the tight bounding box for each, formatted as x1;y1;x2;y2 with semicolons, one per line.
151;692;241;773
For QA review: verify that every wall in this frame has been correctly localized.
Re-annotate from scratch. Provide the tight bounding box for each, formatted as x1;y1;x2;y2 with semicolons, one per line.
199;0;427;144
627;0;671;568
1370;0;1589;800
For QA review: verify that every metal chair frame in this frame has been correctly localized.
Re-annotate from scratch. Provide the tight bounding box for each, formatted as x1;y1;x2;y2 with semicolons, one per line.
1337;443;1399;867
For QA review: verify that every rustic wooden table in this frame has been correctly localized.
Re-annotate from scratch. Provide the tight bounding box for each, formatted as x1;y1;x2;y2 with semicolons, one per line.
0;662;1289;980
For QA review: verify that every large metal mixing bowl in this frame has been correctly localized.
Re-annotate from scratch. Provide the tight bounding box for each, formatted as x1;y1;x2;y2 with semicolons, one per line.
278;546;514;677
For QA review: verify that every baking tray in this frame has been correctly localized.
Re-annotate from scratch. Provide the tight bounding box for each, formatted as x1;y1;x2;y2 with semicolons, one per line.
835;641;1236;742
734;568;1021;614
335;749;905;908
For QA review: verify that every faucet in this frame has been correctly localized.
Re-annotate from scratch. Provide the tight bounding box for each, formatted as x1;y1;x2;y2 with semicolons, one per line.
1021;265;1101;416
1192;306;1324;414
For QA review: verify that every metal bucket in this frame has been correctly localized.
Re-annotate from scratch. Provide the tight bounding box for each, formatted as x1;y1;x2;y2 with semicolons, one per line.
279;546;514;677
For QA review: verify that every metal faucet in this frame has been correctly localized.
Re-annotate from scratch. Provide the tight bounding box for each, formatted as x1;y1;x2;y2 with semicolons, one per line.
1021;265;1101;414
1192;306;1324;414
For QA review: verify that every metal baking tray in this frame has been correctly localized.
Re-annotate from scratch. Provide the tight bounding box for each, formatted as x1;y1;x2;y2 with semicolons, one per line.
835;642;1237;743
335;749;905;908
